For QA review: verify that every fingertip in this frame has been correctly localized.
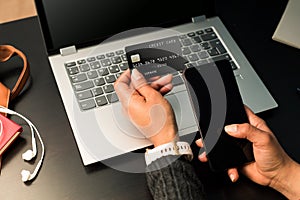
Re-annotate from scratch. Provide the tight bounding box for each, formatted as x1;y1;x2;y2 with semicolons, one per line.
131;68;142;80
195;138;204;148
224;124;237;133
164;73;173;81
131;70;149;92
229;174;236;182
198;152;208;162
164;83;173;90
224;124;245;139
228;168;239;182
150;73;173;92
159;83;173;95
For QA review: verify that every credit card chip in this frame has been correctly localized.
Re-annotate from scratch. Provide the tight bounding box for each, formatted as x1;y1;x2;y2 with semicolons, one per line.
130;54;140;63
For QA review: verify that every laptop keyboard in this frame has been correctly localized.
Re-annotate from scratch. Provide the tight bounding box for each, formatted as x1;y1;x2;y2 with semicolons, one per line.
64;27;237;111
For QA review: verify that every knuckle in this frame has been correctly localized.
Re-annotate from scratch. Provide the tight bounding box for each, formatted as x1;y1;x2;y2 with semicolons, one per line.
260;131;274;145
260;118;267;126
238;123;252;133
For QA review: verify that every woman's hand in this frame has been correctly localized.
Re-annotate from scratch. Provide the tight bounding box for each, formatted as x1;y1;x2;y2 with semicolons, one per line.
114;69;178;147
196;106;300;199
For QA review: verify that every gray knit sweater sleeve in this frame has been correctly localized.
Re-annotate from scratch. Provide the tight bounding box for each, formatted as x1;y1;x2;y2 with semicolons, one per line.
146;155;206;200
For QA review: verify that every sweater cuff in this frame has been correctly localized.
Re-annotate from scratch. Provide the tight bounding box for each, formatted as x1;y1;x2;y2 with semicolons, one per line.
146;155;188;172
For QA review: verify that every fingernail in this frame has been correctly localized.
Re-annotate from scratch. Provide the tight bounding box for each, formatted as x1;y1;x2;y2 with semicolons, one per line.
196;138;202;143
225;124;237;133
131;69;142;80
199;152;206;159
229;174;236;182
163;73;173;80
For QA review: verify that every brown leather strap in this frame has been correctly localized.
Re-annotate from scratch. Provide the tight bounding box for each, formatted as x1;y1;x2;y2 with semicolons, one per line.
0;82;10;116
0;82;10;107
0;45;30;101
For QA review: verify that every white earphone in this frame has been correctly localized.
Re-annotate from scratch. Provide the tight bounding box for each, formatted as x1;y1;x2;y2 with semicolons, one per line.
22;129;37;161
0;106;45;182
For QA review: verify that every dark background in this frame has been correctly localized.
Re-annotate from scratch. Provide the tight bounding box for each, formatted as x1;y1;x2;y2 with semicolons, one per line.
0;0;299;199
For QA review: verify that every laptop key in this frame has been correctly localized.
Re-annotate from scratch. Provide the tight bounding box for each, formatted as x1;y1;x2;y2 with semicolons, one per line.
115;50;124;55
94;78;105;86
188;53;199;62
107;93;119;103
96;54;105;60
200;42;211;50
179;34;187;39
71;73;87;83
207;48;219;56
98;68;109;76
182;47;191;55
115;72;122;79
74;81;94;91
92;87;104;96
204;28;213;33
186;63;196;68
87;71;98;79
196;30;204;35
80;64;90;72
210;54;231;62
77;90;93;100
106;52;115;57
192;36;202;43
210;39;227;54
172;75;184;86
103;84;114;93
90;61;101;69
87;57;96;62
181;38;193;46
95;96;108;106
111;56;122;64
101;59;112;67
119;63;128;71
201;33;217;41
190;44;202;52
65;62;76;67
198;51;209;59
121;54;127;61
230;60;238;70
80;99;96;110
105;75;116;83
77;59;86;64
187;32;196;37
108;65;120;73
67;66;79;75
197;60;209;66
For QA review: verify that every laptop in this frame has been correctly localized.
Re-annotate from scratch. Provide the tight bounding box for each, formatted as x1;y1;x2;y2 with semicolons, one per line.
34;0;278;166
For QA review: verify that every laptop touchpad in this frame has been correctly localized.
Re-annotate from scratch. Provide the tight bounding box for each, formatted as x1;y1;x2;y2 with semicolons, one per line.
111;90;196;139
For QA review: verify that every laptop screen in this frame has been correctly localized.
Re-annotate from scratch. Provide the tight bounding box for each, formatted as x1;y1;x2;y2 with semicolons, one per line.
35;0;215;55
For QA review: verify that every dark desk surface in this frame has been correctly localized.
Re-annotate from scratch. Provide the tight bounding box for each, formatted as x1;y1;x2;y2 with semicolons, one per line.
0;0;299;199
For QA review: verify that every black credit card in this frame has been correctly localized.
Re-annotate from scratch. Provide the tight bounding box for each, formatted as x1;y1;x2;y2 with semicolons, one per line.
125;36;187;80
183;60;255;172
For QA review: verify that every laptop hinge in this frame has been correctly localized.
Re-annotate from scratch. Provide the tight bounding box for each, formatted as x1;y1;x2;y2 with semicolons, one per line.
192;15;206;23
60;45;77;56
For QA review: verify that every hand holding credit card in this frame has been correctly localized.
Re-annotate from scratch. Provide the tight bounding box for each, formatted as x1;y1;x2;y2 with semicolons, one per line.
125;36;187;81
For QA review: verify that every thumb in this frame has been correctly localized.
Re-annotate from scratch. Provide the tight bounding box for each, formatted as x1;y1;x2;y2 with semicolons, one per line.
224;123;266;145
131;69;159;100
131;69;148;90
